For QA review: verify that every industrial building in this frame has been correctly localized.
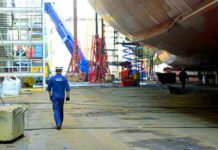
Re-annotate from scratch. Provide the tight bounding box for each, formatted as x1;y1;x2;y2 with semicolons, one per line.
0;0;45;80
0;0;218;149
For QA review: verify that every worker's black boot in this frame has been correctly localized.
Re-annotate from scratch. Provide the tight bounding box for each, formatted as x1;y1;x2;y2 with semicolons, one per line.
56;126;61;130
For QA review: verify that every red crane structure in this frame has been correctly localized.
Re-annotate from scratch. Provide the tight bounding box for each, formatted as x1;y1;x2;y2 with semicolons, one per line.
67;0;82;77
70;40;81;73
88;34;110;82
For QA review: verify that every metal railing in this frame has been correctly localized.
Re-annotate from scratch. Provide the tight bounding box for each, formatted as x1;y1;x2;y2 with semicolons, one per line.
0;58;43;73
0;0;13;7
0;0;42;8
0;12;42;41
0;30;42;41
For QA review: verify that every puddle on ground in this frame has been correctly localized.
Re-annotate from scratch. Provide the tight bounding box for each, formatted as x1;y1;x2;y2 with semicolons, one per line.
129;137;215;150
113;129;172;137
71;111;127;117
122;95;141;98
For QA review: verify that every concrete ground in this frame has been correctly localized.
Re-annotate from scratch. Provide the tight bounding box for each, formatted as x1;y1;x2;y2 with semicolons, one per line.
1;84;218;150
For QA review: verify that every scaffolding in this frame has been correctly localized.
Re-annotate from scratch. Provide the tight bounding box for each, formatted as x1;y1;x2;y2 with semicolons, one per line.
103;25;120;78
0;0;45;88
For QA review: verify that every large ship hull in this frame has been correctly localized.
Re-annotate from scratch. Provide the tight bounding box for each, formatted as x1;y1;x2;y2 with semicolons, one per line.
88;0;218;65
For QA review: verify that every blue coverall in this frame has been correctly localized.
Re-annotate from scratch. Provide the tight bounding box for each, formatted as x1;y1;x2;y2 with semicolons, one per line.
47;74;70;127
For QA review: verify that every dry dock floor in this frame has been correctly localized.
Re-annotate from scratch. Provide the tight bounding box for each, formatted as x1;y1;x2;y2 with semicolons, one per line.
1;85;218;150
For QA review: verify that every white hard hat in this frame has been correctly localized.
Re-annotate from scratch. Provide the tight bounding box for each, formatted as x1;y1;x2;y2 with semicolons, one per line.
55;67;63;72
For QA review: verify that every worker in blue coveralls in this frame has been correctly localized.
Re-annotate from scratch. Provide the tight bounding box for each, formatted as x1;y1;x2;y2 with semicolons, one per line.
47;67;70;130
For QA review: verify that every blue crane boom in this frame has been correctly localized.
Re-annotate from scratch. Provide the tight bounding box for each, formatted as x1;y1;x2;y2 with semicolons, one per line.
44;2;89;73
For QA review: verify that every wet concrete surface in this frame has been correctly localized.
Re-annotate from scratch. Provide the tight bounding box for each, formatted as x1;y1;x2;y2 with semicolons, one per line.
129;137;215;150
1;84;218;149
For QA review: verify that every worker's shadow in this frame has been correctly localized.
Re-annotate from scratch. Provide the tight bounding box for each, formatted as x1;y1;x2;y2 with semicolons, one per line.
168;85;189;94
